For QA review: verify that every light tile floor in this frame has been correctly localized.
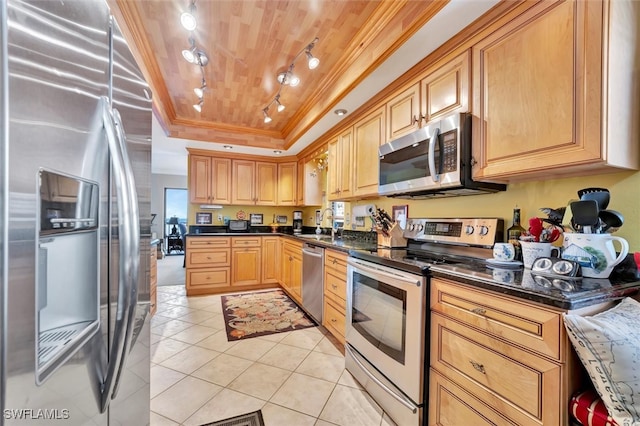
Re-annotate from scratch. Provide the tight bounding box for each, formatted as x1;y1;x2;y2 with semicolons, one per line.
150;285;397;426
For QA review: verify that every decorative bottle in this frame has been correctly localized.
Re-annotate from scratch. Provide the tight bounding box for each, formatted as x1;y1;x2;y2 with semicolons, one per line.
507;207;526;261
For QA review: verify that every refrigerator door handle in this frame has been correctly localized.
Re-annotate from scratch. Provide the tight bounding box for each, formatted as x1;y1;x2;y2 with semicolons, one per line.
99;96;140;412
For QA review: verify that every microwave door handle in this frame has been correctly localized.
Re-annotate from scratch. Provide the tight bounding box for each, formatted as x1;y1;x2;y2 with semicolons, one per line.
428;127;441;182
99;97;138;413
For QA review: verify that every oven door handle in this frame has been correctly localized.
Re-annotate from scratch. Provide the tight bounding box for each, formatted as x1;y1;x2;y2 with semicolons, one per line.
345;345;418;413
347;259;422;286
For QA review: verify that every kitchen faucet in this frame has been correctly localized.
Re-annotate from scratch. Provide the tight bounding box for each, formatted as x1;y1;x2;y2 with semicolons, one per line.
317;207;337;240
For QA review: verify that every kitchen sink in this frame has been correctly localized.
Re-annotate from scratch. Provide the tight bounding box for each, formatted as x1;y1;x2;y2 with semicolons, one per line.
297;234;334;241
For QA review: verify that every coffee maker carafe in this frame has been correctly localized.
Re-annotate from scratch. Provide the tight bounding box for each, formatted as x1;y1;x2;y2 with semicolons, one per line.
293;210;303;234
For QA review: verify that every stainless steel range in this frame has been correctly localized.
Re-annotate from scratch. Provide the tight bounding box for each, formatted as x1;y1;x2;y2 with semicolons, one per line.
346;218;504;426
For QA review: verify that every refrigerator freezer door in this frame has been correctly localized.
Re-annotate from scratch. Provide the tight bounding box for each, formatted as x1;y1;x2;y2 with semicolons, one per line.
105;17;152;426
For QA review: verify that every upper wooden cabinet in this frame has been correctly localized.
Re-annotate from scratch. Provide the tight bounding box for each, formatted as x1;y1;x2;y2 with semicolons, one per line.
188;155;232;204
231;160;277;205
472;0;640;182
297;158;322;206
327;128;354;201
386;51;470;141
277;161;297;206
353;106;385;198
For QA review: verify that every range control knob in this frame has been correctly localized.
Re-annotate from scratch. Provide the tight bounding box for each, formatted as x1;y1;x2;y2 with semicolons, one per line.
479;226;489;236
465;225;474;235
416;224;424;232
408;223;416;232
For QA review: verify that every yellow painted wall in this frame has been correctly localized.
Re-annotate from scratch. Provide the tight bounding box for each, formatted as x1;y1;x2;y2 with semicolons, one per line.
351;170;640;251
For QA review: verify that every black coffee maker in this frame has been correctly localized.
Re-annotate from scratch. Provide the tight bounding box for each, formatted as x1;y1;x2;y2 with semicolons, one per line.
293;210;303;234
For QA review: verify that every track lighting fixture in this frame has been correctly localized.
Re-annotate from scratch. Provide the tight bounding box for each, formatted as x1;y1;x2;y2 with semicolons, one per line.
193;99;203;112
194;79;206;98
263;107;272;123
261;37;320;123
180;1;197;31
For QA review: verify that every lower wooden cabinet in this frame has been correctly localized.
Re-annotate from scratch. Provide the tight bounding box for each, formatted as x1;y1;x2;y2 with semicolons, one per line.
429;277;585;426
185;236;231;296
149;244;157;315
280;239;303;304
261;236;280;284
323;249;348;344
231;237;261;286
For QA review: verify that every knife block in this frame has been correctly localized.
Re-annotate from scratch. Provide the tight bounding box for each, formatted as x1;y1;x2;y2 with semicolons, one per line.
377;223;407;248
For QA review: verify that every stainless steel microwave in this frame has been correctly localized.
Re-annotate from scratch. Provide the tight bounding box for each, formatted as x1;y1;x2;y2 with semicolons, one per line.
378;112;505;198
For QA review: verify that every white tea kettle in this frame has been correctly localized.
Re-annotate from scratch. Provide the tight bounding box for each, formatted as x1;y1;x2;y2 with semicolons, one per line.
561;233;629;278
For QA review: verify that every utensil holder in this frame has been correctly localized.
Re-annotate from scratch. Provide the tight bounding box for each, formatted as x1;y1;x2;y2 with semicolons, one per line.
377;223;407;248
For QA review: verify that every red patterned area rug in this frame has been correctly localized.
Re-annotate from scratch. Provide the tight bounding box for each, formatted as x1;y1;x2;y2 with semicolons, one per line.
221;289;316;341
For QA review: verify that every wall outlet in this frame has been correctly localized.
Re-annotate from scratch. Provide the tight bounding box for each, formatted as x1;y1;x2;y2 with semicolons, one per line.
218;214;223;222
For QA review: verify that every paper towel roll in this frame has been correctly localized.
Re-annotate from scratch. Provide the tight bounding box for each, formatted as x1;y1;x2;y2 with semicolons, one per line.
353;204;376;218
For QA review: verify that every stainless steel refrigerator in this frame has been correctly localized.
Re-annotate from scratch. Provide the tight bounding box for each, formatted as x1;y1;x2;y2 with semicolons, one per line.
0;1;152;424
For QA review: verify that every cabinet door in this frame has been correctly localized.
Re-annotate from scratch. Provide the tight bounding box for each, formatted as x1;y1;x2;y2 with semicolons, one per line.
353;106;385;198
421;50;469;121
386;83;420;141
296;158;305;205
277;162;297;206
261;236;280;284
338;128;353;199
189;155;211;203
290;250;302;303
472;0;603;181
255;161;277;205
211;157;232;204
231;247;261;285
232;160;256;204
280;246;292;292
326;137;340;201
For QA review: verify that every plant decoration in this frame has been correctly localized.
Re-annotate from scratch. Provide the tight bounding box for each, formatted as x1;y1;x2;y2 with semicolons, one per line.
520;208;564;243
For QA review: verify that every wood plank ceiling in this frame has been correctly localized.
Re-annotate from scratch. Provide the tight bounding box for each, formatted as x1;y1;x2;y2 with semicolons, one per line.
110;0;446;151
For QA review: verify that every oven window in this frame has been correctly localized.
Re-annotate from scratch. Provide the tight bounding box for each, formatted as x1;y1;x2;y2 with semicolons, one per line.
351;271;407;364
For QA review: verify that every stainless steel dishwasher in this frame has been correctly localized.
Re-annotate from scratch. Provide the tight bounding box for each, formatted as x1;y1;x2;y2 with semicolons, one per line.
302;243;324;323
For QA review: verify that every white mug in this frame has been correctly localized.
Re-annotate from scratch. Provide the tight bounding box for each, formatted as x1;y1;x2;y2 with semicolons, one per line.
493;243;515;261
562;233;629;278
520;241;560;269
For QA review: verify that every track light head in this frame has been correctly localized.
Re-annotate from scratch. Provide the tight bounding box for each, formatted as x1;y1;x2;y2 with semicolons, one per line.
306;51;319;69
194;79;207;98
180;2;197;31
275;95;285;112
193;99;203;112
263;107;272;123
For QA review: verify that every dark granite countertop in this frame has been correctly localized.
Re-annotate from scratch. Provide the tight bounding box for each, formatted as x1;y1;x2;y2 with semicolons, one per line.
428;260;640;310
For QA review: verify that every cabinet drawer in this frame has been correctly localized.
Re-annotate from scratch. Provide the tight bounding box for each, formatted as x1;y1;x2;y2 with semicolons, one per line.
431;313;560;425
323;298;346;343
324;270;346;308
186;237;231;249
232;236;261;247
429;369;517;426
187;267;230;288
431;278;562;360
324;249;347;275
186;249;230;268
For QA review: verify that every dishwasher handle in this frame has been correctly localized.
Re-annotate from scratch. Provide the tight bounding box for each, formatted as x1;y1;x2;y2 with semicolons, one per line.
302;248;324;258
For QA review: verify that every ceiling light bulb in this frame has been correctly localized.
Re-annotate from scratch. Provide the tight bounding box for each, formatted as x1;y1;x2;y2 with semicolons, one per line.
180;2;198;31
194;80;206;98
273;150;282;155
306;51;320;69
180;12;197;31
334;109;347;116
193;99;203;112
275;97;285;112
263;108;272;123
182;48;196;63
289;74;300;87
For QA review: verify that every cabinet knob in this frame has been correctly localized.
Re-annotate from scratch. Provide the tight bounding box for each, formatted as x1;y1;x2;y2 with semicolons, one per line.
470;157;478;167
289;256;293;261
470;307;486;316
331;318;337;323
469;360;486;374
332;259;337;264
331;284;338;290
